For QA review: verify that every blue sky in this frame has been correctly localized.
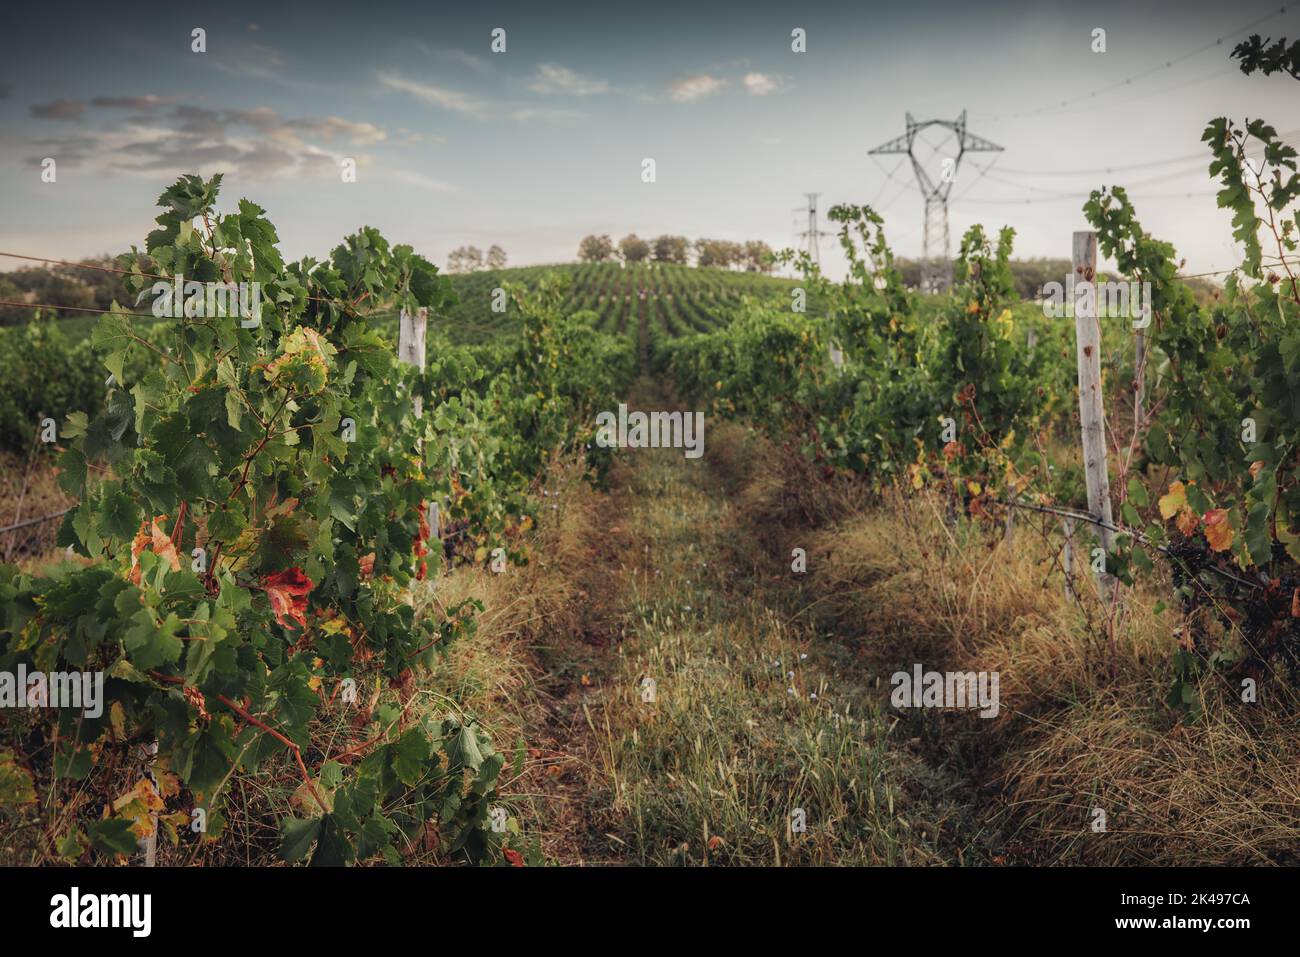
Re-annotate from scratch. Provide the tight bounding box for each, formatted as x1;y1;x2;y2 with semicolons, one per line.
1;0;1298;279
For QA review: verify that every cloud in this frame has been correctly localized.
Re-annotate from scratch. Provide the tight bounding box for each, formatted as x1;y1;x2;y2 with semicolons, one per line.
395;128;445;145
512;107;587;123
389;169;456;192
669;74;727;103
743;73;781;96
287;116;387;145
22;102;391;182
378;72;487;115
31;99;86;120
91;95;179;111
529;64;608;96
419;46;491;75
212;41;288;86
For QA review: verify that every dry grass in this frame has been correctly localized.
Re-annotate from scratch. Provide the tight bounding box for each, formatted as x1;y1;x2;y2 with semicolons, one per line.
557;421;973;866
746;459;1300;866
409;449;625;863
1;452;73;565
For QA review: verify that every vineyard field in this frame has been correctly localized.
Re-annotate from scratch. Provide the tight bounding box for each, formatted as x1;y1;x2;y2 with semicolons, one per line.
3;1;1300;931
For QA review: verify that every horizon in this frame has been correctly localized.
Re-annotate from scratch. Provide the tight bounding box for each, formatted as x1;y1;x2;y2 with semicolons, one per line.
2;0;1298;282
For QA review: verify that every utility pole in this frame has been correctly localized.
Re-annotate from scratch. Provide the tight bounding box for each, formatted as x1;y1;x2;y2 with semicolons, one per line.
869;110;1002;293
794;192;832;267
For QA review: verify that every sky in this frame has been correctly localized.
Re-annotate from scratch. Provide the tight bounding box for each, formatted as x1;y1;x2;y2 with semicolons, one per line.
1;0;1298;281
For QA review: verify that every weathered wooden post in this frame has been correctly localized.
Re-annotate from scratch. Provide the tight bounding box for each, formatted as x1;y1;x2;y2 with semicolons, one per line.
398;306;439;541
1134;328;1146;428
398;305;428;417
1072;232;1116;599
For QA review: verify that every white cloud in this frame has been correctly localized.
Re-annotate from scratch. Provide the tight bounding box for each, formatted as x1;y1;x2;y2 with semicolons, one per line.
389;169;456;192
289;116;387;145
512;108;587;123
529;64;609;96
670;74;727;103
743;73;781;96
415;45;491;75
378;72;487;115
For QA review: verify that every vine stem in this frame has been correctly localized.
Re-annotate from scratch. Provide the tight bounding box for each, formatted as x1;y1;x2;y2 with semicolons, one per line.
149;671;327;810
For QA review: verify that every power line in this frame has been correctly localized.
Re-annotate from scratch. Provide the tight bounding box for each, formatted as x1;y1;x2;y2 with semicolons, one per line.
951;153;1004;202
958;189;1218;205
991;127;1300;178
996;64;1240;123
975;5;1294;122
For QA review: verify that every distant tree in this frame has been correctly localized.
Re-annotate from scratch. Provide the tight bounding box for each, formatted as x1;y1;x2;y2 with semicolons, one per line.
619;233;650;264
743;240;775;273
446;245;484;273
0;266;97;324
0;277;29;325
652;234;690;265
578;234;615;262
695;239;740;269
485;244;507;269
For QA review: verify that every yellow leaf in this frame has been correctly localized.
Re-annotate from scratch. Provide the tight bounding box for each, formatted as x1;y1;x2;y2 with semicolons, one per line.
1175;507;1199;537
153;764;181;799
1158;481;1187;520
967;481;982;495
320;615;350;637
114;777;165;814
1203;509;1234;552
109;701;127;741
113;778;165;838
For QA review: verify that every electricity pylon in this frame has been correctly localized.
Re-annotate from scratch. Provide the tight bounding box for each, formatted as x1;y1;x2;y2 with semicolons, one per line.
794;192;832;267
869;110;1002;292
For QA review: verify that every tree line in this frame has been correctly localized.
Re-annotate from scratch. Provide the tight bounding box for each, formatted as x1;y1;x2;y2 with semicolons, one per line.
0;256;136;325
445;244;508;274
577;234;777;272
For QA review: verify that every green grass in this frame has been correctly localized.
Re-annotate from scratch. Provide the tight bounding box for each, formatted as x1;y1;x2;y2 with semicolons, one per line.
432;262;797;345
7;262;797;349
562;398;967;865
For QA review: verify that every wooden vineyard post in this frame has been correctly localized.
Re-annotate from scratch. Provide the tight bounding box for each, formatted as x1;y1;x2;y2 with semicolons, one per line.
138;741;159;866
1072;232;1117;600
398;306;440;543
398;306;428;418
1134;327;1146;429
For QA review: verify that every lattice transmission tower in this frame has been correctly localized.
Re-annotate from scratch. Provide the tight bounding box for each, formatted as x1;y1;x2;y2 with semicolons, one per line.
869;110;1002;292
794;192;833;267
